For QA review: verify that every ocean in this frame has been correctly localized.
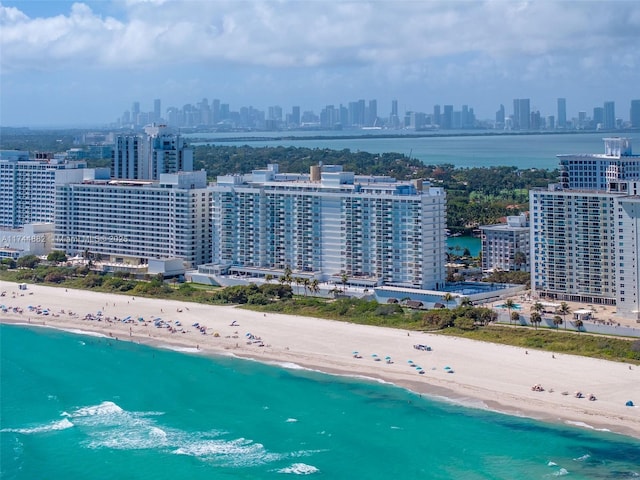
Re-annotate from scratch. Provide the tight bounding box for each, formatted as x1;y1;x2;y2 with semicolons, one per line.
2;324;638;479
187;131;617;170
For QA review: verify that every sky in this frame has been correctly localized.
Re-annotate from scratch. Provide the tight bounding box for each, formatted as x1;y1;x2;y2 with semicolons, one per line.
1;0;639;127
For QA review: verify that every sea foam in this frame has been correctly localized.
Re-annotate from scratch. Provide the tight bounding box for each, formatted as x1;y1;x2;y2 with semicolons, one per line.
1;418;74;434
277;463;319;475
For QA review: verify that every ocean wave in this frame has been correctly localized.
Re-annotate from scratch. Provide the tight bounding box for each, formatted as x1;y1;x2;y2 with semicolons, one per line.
64;401;124;417
277;463;319;475
565;420;611;433
1;418;74;434
573;453;591;462
172;437;283;467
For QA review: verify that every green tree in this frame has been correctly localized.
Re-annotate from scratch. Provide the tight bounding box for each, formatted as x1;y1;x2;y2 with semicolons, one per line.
442;292;455;308
17;255;40;269
530;311;542;330
340;273;349;293
47;250;68;264
552;315;563;330
503;298;516;325
511;310;521;325
558;302;571;331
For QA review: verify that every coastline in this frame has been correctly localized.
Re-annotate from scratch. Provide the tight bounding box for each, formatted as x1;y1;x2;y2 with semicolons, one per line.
2;280;638;440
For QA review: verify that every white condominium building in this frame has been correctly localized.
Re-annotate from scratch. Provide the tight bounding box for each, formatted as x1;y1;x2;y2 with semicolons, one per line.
0;151;87;228
479;214;530;272
531;138;640;320
209;164;447;290
111;124;193;180
54;170;211;268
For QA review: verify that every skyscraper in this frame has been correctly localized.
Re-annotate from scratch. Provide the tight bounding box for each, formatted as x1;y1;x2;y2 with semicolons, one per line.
531;138;640;319
557;98;567;129
208;164;447;290
153;99;161;123
630;100;640;128
442;105;453;129
111;125;193;180
433;105;441;127
513;98;530;130
604;101;616;129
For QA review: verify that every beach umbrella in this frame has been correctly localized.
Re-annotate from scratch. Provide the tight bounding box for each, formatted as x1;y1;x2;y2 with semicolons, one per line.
415;366;423;370
385;356;391;360
353;351;359;355
371;354;378;357
407;360;414;364
444;366;452;370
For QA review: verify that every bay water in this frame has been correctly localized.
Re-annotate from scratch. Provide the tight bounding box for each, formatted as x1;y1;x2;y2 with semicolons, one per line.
2;324;638;479
187;131;616;170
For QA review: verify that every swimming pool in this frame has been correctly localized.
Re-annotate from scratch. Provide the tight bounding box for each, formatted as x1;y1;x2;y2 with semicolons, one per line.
496;303;522;310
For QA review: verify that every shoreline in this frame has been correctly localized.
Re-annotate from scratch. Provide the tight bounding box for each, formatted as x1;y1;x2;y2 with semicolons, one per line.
1;280;638;440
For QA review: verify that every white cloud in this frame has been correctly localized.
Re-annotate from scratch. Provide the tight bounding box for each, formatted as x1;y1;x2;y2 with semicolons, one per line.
2;0;638;73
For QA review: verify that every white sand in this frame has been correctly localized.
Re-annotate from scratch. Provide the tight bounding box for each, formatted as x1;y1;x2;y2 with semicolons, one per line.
1;280;639;439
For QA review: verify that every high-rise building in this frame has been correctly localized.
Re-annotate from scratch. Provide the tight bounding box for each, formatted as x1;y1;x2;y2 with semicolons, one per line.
480;214;530;273
433;105;441;127
593;107;604;128
442;105;453;129
557;98;567;129
367;99;378;127
290;106;300;126
0;151;87;228
630;100;640;128
513;98;530;130
153;99;161;123
530;138;640;320
54;171;211;268
604;101;616;129
207;164;447;290
111;125;193;180
495;104;505;128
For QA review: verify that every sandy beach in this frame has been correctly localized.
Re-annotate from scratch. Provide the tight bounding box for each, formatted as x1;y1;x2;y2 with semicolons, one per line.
1;280;638;439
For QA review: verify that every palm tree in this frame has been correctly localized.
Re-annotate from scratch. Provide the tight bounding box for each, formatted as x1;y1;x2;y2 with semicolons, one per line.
574;319;584;333
442;292;455;309
310;279;320;296
294;277;303;295
552;315;563;330
460;297;473;307
303;278;310;297
340;273;349;293
511;311;521;325
558;302;571;331
264;274;274;284
530;311;542;330
503;298;516;325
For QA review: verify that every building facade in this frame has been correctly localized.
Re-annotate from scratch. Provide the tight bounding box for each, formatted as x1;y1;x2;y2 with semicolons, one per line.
479;214;530;273
0;151;87;228
54;170;211;268
530;138;640;320
111;124;193;180
208;164;447;289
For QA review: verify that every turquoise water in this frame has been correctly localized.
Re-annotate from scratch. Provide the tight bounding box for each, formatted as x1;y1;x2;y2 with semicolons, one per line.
189;131;612;170
2;324;639;479
496;304;523;310
446;236;481;257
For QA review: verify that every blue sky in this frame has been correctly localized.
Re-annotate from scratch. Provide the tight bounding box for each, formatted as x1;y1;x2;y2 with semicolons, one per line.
1;0;639;127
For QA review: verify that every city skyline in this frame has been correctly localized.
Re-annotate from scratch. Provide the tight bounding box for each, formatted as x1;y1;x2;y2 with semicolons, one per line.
1;0;639;127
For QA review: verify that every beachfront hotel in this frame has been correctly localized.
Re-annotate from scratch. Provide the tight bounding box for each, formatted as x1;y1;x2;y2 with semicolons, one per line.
530;137;640;321
479;214;530;273
54;170;211;269
112;124;193;180
201;164;447;290
0;151;88;228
